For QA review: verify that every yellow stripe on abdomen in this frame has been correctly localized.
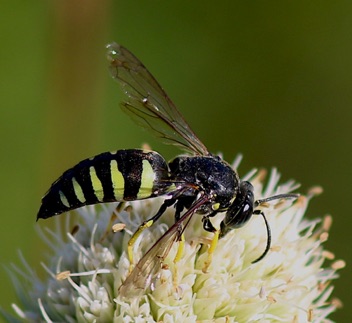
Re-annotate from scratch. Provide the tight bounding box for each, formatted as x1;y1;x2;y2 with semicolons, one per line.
137;159;155;199
110;159;124;199
89;166;104;201
72;177;86;203
59;190;70;208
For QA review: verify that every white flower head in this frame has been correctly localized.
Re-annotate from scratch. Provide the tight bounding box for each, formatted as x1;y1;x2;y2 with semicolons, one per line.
2;161;344;323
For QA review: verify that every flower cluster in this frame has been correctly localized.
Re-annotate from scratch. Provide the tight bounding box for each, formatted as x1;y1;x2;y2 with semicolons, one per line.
2;164;344;322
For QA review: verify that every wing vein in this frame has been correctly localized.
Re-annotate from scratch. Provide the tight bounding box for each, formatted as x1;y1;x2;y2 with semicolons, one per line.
107;42;209;156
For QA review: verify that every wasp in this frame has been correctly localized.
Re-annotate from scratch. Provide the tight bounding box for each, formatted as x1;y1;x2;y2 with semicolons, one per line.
37;43;298;296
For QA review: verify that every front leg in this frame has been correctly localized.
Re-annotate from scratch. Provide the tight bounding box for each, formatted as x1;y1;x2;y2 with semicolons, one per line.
202;228;220;273
201;211;219;272
202;211;218;233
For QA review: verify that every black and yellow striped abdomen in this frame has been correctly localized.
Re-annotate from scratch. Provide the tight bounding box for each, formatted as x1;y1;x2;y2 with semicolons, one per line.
37;149;171;220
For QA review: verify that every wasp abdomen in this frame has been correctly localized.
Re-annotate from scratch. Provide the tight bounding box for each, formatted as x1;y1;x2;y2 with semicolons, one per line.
37;149;170;220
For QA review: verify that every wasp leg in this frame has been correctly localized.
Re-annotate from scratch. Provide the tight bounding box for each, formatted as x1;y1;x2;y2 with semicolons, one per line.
172;232;185;293
201;215;219;273
202;214;217;232
127;198;176;271
171;199;188;290
202;229;220;273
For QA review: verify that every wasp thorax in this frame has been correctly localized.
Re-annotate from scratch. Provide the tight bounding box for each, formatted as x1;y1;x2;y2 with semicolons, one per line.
169;155;239;209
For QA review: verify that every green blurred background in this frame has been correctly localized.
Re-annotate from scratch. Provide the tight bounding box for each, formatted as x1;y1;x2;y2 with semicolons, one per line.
0;1;350;321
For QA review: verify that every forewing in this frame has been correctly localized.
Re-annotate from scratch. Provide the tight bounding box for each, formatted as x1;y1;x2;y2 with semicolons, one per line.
118;194;210;298
107;42;209;156
118;221;181;298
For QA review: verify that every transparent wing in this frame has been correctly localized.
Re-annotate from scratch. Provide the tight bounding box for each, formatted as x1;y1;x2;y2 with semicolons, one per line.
118;221;181;298
118;194;209;298
107;42;209;156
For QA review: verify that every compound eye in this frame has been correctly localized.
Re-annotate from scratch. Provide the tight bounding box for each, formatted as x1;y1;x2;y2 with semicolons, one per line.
224;201;254;229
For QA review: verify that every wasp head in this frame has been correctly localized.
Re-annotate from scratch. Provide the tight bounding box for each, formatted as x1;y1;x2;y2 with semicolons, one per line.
219;181;255;238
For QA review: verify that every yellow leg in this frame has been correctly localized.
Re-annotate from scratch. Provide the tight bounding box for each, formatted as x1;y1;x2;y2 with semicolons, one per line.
202;230;220;273
126;199;177;272
127;219;154;272
172;233;185;290
173;234;185;264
